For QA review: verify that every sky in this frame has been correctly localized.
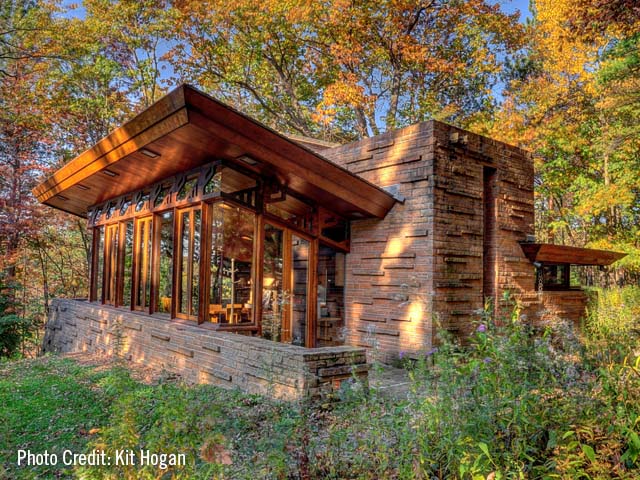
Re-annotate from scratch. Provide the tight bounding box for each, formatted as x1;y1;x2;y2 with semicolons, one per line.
499;0;532;22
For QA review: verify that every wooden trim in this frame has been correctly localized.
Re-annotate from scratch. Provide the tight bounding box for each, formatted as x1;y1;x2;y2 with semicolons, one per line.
254;213;265;336
89;228;99;302
198;202;210;325
307;238;319;348
133;216;152;312
116;221;126;307
281;228;292;343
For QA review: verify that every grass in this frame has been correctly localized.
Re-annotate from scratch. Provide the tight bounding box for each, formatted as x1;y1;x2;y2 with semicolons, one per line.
0;287;639;479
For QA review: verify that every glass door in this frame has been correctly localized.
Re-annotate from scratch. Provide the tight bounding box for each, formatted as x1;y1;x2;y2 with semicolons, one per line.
104;224;119;305
176;206;202;320
261;224;312;346
291;235;309;346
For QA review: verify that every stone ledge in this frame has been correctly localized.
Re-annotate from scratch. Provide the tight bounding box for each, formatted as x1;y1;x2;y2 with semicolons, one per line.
42;298;369;402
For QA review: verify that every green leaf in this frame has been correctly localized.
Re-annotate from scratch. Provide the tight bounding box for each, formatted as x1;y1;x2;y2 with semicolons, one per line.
581;444;596;463
478;441;491;459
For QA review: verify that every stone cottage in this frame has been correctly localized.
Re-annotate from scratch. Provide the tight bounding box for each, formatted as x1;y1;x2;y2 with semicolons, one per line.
34;85;624;399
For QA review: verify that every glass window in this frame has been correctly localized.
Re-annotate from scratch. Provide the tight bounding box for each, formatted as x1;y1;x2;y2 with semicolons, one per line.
262;224;285;341
316;244;346;346
209;204;255;324
156;211;174;314
104;224;119;304
135;192;150;212
177;207;201;319
134;217;152;310
291;236;309;346
153;184;171;208
121;220;134;307
538;264;570;290
93;226;104;302
177;176;198;201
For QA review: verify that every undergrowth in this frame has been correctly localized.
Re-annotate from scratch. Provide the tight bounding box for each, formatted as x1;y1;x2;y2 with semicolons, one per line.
1;287;639;479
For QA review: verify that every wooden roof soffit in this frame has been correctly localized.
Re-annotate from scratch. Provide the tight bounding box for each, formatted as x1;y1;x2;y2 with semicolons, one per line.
519;242;626;266
33;84;396;220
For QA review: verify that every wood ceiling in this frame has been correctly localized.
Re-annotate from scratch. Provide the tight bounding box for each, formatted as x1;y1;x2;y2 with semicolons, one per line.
33;85;396;220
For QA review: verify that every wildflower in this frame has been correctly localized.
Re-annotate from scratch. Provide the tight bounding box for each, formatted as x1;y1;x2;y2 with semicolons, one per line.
483;357;492;364
426;347;438;357
477;324;487;333
399;351;406;360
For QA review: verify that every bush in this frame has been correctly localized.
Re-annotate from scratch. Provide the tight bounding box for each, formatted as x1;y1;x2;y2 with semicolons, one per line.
311;293;640;479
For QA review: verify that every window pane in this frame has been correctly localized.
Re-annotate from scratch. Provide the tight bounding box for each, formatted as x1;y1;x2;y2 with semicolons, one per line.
209;204;254;324
94;226;104;302
177;207;201;319
192;209;201;316
291;236;309;346
135;217;152;310
156;211;174;314
104;224;119;304
121;221;134;307
262;224;284;341
316;244;345;346
179;210;190;315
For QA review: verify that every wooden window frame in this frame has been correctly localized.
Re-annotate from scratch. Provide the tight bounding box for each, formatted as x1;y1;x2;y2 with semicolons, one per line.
90;226;102;302
103;223;119;305
133;216;153;312
84;158;353;348
175;205;203;322
202;200;259;331
117;219;134;308
261;219;317;347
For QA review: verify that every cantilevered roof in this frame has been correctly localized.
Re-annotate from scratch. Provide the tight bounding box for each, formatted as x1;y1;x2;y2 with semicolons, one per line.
519;242;626;266
33;85;396;219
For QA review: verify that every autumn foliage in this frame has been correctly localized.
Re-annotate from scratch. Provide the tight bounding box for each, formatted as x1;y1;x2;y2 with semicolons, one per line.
1;0;640;356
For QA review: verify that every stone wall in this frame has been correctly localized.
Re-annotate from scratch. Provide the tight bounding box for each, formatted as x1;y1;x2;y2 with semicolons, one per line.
324;120;537;359
539;290;589;327
323;122;435;363
43;299;368;401
430;122;536;335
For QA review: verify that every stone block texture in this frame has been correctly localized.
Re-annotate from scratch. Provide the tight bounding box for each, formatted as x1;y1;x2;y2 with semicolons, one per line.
43;299;368;401
324;120;538;361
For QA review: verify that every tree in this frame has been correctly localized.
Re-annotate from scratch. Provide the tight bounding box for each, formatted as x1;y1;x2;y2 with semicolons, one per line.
489;0;640;280
169;0;524;140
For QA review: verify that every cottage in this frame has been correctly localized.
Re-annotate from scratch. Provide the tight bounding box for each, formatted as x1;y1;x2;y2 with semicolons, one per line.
35;85;624;399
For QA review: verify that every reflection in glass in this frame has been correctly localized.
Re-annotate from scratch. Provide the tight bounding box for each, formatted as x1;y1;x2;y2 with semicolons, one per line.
94;226;104;302
121;221;134;307
177;207;201;319
262;225;284;341
291;236;309;346
316;244;345;346
134;217;152;310
209;204;254;324
156;211;174;314
104;224;119;304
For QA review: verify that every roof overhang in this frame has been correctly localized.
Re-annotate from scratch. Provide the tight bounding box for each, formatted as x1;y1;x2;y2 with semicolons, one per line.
519;242;626;266
33;84;396;219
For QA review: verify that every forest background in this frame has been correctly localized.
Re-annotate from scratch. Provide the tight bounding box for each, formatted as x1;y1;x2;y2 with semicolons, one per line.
1;0;639;356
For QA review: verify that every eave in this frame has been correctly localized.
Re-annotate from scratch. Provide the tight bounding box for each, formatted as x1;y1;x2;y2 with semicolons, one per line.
519;242;626;266
33;84;396;220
